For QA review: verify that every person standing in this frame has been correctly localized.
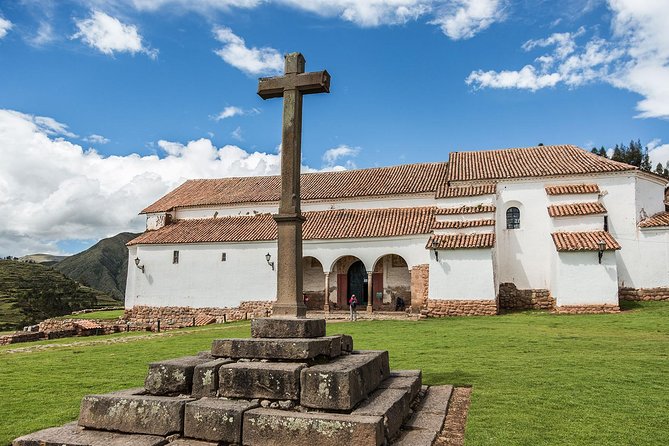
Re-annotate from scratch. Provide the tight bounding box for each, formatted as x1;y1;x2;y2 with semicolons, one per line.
349;294;358;321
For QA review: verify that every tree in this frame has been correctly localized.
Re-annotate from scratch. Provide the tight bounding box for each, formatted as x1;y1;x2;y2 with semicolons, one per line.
592;140;653;172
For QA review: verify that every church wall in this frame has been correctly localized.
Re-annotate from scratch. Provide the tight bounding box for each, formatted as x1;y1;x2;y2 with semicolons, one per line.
627;229;669;289
552;251;618;306
551;215;604;232
428;248;495;300
302;257;325;310
635;174;666;218
125;242;277;309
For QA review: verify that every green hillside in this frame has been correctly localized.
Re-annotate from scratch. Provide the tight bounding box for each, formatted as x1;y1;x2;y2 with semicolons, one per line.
55;232;139;300
0;261;119;330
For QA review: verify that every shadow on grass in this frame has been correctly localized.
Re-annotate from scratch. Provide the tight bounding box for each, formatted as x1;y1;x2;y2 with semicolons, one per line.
619;300;644;311
423;370;477;387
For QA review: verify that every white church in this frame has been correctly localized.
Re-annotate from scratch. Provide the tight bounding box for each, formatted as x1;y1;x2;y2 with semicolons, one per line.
125;144;669;317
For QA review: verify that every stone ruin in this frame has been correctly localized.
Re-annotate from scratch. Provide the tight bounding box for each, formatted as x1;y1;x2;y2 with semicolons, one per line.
14;318;453;445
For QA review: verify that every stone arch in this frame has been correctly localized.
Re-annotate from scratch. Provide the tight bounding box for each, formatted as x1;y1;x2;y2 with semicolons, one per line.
330;255;366;309
302;256;325;311
371;254;411;311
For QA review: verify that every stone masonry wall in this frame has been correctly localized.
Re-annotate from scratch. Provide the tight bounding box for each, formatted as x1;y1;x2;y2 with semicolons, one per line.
619;287;669;301
498;283;555;310
124;301;274;330
552;304;620;314
410;264;429;312
422;299;498;317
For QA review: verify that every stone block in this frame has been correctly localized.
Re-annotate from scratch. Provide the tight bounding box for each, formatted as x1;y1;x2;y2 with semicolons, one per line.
300;350;390;410
420;385;453;414
79;393;193;436
340;334;353;352
219;361;305;400
144;355;213;395
251;318;325;338
184;397;258;443
353;387;411;440
243;408;384;446
167;440;219;446
13;422;168;446
191;358;234;398
211;337;341;360
391;428;438;446
378;370;422;402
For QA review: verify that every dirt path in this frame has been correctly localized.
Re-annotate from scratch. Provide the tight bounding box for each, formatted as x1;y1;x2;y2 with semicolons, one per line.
435;386;472;446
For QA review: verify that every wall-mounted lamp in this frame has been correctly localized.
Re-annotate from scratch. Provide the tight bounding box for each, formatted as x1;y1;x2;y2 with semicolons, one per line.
134;257;145;273
597;240;606;264
431;239;440;261
265;253;275;271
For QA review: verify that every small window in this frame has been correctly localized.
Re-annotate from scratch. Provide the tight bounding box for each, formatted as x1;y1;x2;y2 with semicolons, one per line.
173;250;179;264
221;252;227;262
506;207;520;229
603;216;609;232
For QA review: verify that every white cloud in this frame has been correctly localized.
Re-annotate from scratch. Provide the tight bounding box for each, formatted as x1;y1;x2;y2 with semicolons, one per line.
466;1;669;120
84;134;110;144
28;21;56;46
0;109;353;257
430;0;505;40
33;116;79;138
0;16;13;39
647;139;669;167
212;106;259;121
322;144;360;166
231;126;243;141
213;26;283;76
72;10;157;59
128;0;261;12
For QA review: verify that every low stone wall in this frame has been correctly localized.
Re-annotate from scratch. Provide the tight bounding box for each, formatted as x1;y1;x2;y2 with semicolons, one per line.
0;331;43;345
498;283;555;310
123;301;274;330
619;287;669;301
552;304;620;314
422;299;498;317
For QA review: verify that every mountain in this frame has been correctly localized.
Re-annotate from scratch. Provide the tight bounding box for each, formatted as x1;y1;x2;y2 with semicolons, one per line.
55;232;140;300
18;253;69;266
0;260;119;330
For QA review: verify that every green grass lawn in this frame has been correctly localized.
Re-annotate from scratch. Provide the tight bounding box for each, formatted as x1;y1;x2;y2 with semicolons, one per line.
1;302;668;445
64;309;125;320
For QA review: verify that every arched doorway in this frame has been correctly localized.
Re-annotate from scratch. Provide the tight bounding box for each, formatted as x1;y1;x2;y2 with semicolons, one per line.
373;254;411;311
302;256;325;310
347;260;369;307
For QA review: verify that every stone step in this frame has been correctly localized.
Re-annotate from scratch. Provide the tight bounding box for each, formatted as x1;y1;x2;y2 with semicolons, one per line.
184;397;258;443
300;350;390;410
251;318;326;338
191;358;234;398
12;422;168;446
394;385;453;445
242;408;384;446
144;354;214;396
79;391;193;436
211;336;342;360
378;370;422;402
353;387;412;441
218;361;306;400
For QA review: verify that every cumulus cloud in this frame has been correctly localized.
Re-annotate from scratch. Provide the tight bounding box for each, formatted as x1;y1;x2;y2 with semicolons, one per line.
322;144;360;167
647;139;669;167
430;0;505;40
28;21;56;46
0;109;353;256
0;15;13;39
212;106;260;121
72;10;157;58
213;27;283;76
466;1;669;120
84;134;110;144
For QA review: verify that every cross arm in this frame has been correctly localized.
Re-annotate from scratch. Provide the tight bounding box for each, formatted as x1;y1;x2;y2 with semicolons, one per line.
258;70;331;100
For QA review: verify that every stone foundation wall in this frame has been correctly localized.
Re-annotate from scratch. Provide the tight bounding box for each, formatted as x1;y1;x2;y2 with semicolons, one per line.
619;287;669;301
422;299;498;317
0;331;43;345
498;283;555;310
123;301;274;330
552;304;620;314
410;264;429;312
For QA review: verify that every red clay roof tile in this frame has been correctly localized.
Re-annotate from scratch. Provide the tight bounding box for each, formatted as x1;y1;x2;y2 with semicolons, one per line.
433;219;495;229
426;233;495;250
639;211;669;228
545;184;600;195
436;205;496;215
547;202;607;217
436;183;496;199
551;231;621;251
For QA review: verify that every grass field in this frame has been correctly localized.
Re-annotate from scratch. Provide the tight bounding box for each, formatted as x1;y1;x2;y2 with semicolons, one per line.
1;302;668;445
65;309;125;320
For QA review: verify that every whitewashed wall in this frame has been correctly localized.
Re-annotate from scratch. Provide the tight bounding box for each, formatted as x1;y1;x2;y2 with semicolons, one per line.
428;248;495;300
551;251;618;305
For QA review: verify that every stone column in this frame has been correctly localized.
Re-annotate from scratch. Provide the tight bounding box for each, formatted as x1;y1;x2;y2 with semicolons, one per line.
323;272;330;313
366;271;373;313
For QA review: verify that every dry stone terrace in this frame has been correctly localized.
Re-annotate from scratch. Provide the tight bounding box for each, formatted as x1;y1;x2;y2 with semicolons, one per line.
14;317;454;446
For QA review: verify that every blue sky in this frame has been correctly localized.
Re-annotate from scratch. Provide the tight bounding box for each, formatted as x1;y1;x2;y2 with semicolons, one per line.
0;0;668;256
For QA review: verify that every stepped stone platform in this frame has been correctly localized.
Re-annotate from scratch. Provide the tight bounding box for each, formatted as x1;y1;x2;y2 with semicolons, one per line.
14;317;454;445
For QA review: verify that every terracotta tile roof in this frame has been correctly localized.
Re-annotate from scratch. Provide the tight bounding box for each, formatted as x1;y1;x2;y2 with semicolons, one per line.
436;183;496;199
433;219;495;229
547;202;607;217
436;205;496;215
128;207;436;245
639;211;669;228
141;162;448;213
551;231;621;251
545;184;600;195
426;233;495;250
447;145;635;182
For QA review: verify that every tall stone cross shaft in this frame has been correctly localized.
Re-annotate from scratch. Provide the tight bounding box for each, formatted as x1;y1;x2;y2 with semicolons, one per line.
258;53;330;318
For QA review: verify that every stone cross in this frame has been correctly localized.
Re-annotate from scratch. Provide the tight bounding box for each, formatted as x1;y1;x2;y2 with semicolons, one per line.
258;53;330;317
